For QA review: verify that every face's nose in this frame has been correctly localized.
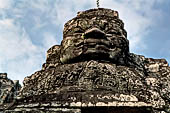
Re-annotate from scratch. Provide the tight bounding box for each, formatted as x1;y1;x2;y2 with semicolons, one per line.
84;27;105;39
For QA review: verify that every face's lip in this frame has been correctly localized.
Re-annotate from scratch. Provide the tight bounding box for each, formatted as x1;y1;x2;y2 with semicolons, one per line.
83;47;109;55
95;45;110;51
83;38;111;54
84;38;110;48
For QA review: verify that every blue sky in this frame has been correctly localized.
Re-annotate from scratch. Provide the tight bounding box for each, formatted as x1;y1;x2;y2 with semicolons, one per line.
0;0;170;84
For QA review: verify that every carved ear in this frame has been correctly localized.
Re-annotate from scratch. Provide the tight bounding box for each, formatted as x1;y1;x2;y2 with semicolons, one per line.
43;45;61;69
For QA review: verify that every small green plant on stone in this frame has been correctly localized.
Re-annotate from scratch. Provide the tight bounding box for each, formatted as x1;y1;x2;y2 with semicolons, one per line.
81;33;85;39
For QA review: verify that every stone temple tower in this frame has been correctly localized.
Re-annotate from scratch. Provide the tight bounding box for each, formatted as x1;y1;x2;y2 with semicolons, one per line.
4;8;170;113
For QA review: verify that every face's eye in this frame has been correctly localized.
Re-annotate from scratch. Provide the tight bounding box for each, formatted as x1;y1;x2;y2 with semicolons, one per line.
106;30;122;36
74;30;84;33
73;27;84;34
106;30;117;34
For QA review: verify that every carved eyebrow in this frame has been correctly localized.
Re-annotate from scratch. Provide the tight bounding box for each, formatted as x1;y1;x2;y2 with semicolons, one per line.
74;29;84;33
106;30;117;34
72;27;84;33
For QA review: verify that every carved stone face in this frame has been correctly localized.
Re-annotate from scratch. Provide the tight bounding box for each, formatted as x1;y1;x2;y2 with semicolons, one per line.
60;9;129;64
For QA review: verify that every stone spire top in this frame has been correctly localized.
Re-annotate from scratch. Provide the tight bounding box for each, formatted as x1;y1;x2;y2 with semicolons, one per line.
97;0;100;8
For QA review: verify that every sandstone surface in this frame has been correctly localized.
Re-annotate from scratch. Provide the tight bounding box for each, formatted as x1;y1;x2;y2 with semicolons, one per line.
0;73;21;110
3;8;170;113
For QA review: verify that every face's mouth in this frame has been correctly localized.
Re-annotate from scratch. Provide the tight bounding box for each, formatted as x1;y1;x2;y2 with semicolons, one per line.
83;38;110;53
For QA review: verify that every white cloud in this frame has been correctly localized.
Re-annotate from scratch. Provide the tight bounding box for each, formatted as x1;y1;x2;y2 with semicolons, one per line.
29;0;50;12
49;0;95;26
42;32;58;48
0;0;13;9
0;18;45;84
0;19;37;59
0;0;14;19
